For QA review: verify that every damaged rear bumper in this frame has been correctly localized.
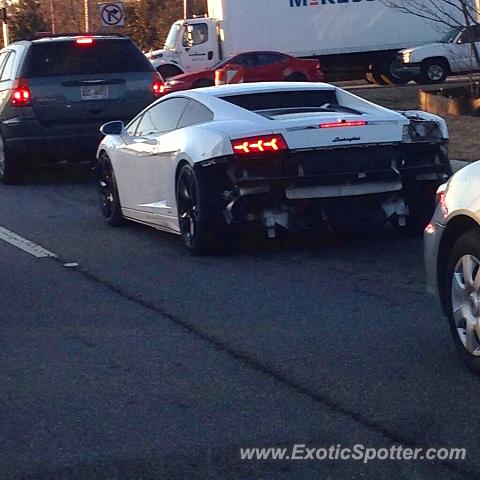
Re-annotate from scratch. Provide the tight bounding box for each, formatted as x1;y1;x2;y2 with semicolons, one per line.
197;141;452;235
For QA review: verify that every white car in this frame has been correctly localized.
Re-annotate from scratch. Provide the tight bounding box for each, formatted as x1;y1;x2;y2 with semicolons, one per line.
96;82;452;254
425;161;480;373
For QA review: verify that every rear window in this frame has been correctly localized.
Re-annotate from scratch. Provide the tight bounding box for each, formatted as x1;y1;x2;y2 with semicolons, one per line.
21;39;153;77
220;91;339;111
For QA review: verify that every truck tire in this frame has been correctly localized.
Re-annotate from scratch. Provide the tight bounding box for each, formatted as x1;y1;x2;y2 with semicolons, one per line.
366;63;388;85
365;72;376;85
380;57;411;85
419;58;449;84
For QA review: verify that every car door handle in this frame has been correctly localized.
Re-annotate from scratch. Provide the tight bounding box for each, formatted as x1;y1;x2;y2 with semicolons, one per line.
208;51;213;60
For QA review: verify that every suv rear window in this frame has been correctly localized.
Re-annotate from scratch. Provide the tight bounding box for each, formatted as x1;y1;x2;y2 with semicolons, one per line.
21;39;153;77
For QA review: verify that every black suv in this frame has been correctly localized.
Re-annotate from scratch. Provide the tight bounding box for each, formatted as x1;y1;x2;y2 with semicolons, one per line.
0;34;164;184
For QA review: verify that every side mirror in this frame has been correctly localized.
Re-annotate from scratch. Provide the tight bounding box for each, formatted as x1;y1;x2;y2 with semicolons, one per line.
100;121;125;136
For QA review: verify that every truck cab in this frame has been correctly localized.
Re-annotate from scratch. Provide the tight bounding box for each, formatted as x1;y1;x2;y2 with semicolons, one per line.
149;18;220;79
396;25;480;84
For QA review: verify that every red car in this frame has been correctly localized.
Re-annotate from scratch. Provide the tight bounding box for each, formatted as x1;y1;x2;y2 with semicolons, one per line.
162;51;324;94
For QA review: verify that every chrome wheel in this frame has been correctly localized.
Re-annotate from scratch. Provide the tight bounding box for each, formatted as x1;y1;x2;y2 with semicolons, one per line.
427;64;445;82
177;168;199;247
0;136;5;178
451;254;480;356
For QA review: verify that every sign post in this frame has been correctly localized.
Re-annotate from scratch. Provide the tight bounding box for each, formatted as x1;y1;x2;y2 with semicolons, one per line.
1;6;9;47
99;2;125;28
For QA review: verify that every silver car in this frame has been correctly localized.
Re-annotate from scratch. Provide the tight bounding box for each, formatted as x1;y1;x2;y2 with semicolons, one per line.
425;160;480;373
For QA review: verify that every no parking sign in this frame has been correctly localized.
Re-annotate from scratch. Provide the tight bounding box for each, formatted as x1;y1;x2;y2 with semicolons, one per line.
99;2;125;27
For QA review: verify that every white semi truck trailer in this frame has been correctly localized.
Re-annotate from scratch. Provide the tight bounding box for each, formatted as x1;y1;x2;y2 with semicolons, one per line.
149;0;456;84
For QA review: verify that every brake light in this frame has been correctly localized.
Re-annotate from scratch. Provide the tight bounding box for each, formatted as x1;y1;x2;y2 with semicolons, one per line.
76;37;94;46
231;134;288;155
436;191;449;218
151;73;164;96
320;120;367;128
11;79;32;107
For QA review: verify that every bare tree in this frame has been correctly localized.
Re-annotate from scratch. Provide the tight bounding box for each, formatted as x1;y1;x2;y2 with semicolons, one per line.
4;0;208;49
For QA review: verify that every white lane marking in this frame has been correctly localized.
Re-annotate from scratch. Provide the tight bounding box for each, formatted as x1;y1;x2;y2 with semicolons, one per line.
0;226;57;258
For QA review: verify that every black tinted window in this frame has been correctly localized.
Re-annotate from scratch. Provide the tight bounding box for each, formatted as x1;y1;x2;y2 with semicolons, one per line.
256;53;284;65
177;100;213;129
136;98;189;136
22;39;153;77
221;91;338;111
238;54;256;68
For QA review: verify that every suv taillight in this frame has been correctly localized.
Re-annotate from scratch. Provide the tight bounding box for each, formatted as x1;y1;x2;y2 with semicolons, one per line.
11;79;32;107
152;72;164;96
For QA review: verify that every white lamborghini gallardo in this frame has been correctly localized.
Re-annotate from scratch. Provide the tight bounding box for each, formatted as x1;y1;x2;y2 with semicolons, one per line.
96;82;452;254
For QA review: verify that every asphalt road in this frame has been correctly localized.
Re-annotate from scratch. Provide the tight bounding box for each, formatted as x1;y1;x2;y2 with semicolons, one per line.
1;166;479;480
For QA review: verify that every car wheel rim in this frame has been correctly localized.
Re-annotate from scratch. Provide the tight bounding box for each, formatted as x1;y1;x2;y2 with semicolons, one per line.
99;166;114;219
177;170;198;246
451;254;480;356
0;137;5;177
428;65;444;81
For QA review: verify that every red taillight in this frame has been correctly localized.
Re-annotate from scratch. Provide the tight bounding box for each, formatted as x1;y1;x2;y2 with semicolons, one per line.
152;73;164;96
76;37;94;46
11;79;32;107
231;134;288;155
435;182;449;219
320;120;367;128
436;191;449;218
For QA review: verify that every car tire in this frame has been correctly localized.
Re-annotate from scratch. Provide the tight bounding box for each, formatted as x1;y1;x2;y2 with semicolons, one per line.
97;154;124;227
420;58;449;84
0;136;26;185
176;163;227;255
285;72;307;82
445;230;480;374
193;79;214;88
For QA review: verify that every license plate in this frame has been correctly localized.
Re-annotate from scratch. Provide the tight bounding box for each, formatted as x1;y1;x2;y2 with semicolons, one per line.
81;85;108;100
